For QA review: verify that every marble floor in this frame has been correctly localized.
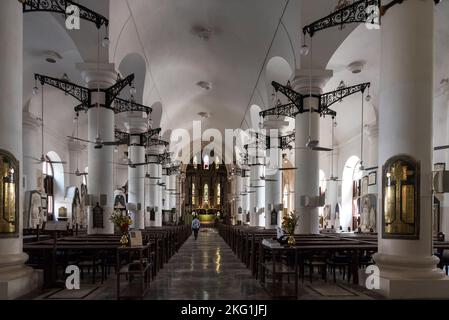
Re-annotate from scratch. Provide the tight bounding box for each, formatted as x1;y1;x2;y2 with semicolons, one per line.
24;228;383;300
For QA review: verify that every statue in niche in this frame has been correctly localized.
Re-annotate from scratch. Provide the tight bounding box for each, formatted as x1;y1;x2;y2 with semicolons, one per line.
80;184;88;227
30;192;43;229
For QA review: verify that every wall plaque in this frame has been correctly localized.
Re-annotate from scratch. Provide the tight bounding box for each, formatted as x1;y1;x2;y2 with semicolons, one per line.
92;203;104;229
382;155;420;239
0;149;19;238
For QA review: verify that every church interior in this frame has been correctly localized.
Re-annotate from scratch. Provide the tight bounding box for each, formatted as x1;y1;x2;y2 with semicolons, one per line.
1;0;449;301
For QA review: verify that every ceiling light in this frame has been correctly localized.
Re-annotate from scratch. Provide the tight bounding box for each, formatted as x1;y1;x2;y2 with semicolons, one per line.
44;50;62;64
102;36;110;48
32;86;39;96
192;25;212;41
366;94;372;102
299;44;309;56
130;85;137;96
196;81;212;90
347;61;366;74
198;112;210;119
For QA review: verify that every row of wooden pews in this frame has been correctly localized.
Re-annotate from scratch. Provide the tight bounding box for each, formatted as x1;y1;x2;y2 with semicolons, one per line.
218;224;379;299
23;225;190;299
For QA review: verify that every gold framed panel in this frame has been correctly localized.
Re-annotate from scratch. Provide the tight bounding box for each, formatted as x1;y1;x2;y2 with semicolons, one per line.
382;154;420;240
0;149;20;238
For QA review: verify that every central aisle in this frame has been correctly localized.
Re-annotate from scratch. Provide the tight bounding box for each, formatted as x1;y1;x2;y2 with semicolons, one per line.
144;228;270;300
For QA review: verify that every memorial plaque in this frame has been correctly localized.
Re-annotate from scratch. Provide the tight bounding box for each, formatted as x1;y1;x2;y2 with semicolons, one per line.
382;155;420;239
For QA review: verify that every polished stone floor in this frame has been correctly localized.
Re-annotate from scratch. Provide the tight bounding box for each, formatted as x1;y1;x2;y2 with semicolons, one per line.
25;228;383;300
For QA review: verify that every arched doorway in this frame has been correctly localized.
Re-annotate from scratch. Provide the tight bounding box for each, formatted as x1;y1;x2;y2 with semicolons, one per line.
341;156;362;232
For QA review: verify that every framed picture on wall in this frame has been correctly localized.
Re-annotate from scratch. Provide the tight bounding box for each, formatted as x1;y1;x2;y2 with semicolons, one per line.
368;171;377;186
362;176;369;196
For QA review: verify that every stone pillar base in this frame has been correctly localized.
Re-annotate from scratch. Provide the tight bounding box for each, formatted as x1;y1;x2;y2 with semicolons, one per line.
374;253;449;299
378;277;449;299
0;265;40;300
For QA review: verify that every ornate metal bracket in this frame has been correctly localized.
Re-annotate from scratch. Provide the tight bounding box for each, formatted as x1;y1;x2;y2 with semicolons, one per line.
21;0;109;29
115;128;162;146
303;0;381;38
146;138;169;149
35;73;136;113
272;81;306;114
260;81;370;120
35;74;89;104
104;74;135;108
113;98;152;115
320;82;370;117
280;133;296;150
165;166;180;176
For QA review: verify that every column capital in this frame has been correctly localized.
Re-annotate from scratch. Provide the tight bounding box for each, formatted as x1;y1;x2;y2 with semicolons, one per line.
124;113;149;134
22;111;40;130
76;63;117;89
291;69;333;95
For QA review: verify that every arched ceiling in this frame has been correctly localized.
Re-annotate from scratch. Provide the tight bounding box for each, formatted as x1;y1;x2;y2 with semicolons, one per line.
110;0;301;137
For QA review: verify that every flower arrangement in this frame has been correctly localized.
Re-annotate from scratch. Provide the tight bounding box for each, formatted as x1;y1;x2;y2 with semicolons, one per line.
110;210;133;234
282;211;299;236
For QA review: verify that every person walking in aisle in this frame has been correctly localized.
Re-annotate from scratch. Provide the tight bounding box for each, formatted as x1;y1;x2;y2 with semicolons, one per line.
192;215;201;240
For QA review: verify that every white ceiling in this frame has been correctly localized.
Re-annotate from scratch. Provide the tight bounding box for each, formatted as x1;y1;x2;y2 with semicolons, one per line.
22;0;449;157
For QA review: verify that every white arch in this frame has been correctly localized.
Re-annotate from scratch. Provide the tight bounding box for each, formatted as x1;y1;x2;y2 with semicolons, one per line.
266;56;293;85
341;155;361;231
47;151;65;219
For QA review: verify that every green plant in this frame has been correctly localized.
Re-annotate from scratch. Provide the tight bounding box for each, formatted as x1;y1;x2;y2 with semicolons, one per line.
282;211;299;235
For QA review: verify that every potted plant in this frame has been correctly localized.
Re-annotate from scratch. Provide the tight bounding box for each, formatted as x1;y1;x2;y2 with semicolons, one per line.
110;210;133;247
282;211;299;245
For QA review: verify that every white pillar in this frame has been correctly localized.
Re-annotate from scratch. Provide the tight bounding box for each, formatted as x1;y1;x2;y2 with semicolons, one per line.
249;153;265;227
242;175;250;223
373;0;449;299
292;69;332;234
169;174;177;210
264;134;282;229
146;155;160;227
78;63;117;235
128;143;145;230
235;175;243;223
366;124;379;196
0;1;37;299
157;163;163;226
22;111;40;191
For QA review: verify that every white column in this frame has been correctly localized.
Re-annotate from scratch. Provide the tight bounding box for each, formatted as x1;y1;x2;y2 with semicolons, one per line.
128;143;145;230
67;140;85;187
292;69;332;234
22;111;40;191
366;124;379;196
78;63;117;235
242;175;250;223
157;163;163;226
373;0;449;299
235;175;243;223
146;154;160;227
248;154;265;227
0;1;37;299
169;174;177;211
264;136;282;229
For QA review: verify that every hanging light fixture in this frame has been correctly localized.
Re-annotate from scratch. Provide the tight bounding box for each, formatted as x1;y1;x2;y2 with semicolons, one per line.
365;86;372;102
32;79;39;96
299;34;309;56
130;83;137;96
102;25;110;48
